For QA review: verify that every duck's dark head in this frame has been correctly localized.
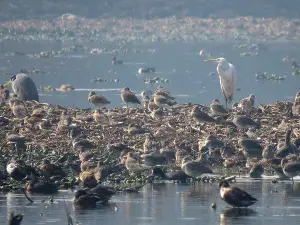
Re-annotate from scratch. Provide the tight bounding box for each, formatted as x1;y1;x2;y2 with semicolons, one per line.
8;212;23;225
151;167;165;177
75;189;87;199
219;180;230;188
10;75;17;82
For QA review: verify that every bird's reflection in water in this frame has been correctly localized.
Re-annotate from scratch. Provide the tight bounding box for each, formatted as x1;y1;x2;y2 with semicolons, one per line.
220;208;257;225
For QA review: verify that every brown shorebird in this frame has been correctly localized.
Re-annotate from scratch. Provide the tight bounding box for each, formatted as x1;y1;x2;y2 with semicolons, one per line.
88;91;110;108
121;87;141;115
292;92;300;116
238;138;263;158
93;109;109;125
191;105;215;124
281;158;300;185
153;93;176;109
210;99;227;115
275;129;295;158
233;116;260;130
238;94;256;114
181;156;213;179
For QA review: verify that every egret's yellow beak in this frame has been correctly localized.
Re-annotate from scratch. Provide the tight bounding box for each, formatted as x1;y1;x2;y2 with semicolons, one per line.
204;59;218;62
3;81;11;88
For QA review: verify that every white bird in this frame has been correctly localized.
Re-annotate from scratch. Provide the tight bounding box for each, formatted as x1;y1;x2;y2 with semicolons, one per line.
205;58;236;108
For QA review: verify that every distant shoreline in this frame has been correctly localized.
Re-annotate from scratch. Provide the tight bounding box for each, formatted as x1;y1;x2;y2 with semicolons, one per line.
0;15;300;43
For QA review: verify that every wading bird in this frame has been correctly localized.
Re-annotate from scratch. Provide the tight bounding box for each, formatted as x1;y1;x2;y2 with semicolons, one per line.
4;74;39;102
205;58;236;108
121;87;141;115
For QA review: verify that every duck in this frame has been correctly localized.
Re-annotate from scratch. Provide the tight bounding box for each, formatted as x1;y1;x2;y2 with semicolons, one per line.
138;68;155;74
79;171;97;188
181;156;213;179
73;188;112;208
219;180;257;207
151;167;190;182
6;159;38;181
24;174;58;194
112;56;123;65
59;84;75;92
8;212;23;225
40;159;66;179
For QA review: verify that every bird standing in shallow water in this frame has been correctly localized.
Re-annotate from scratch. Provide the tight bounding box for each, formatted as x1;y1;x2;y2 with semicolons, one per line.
8;212;23;225
88;91;110;109
205;58;236;108
281;158;300;185
121;87;141;115
219;180;257;207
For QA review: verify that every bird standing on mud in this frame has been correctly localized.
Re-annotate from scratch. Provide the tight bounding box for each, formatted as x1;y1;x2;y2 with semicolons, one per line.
88;91;110;108
121;87;141;115
205;58;236;108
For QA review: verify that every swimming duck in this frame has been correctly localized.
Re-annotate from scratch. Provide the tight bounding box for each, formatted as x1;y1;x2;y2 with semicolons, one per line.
112;56;123;65
138;68;155;74
73;189;112;208
59;84;75;92
24;174;58;194
8;212;23;225
219;180;257;207
152;167;189;182
88;91;110;108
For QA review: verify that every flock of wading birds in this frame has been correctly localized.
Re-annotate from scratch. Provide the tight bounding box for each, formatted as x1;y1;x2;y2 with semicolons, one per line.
2;57;300;224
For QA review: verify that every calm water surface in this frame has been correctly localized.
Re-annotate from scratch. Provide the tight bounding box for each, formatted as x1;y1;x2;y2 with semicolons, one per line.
1;180;300;224
0;41;299;108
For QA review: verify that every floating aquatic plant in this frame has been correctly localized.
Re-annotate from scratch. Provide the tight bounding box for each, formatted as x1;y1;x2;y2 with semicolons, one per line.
255;72;285;81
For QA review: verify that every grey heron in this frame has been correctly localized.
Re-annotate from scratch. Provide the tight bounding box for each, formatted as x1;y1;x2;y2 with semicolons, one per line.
4;73;39;102
205;58;236;108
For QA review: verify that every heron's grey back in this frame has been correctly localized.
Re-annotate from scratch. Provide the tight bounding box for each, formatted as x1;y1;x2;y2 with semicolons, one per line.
13;74;39;101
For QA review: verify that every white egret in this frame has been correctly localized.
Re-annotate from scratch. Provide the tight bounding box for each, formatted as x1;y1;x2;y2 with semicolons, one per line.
205;58;236;108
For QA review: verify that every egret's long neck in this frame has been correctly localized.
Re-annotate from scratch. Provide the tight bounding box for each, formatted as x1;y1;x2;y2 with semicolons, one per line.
220;62;229;72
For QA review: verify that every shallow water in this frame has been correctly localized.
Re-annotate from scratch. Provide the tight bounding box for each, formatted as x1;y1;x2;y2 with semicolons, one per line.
2;180;300;224
0;41;299;108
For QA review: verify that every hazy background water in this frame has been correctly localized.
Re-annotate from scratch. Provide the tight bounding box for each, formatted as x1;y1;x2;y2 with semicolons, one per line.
0;40;299;109
1;180;300;225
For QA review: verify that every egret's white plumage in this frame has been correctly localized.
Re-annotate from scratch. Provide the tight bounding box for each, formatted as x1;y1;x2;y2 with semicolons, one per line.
206;58;236;108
